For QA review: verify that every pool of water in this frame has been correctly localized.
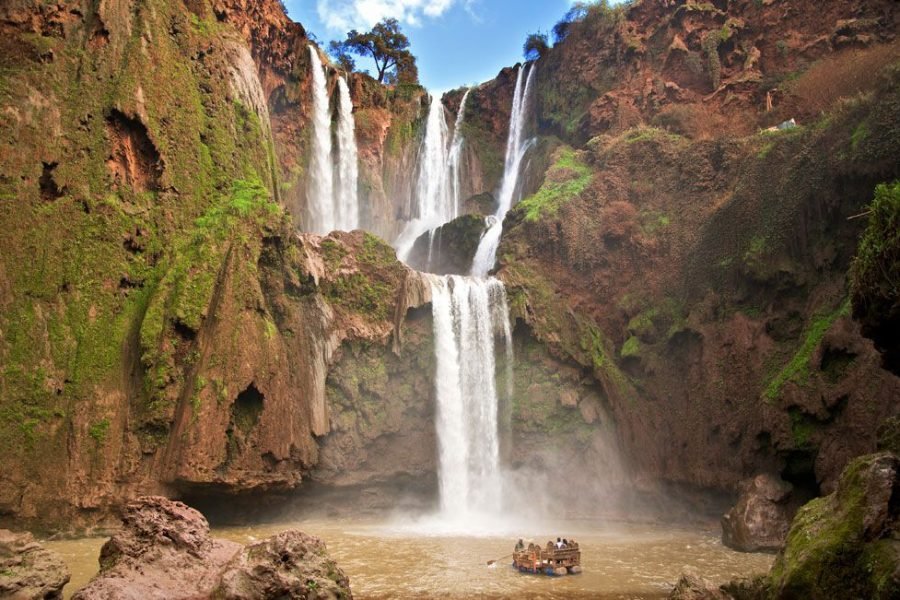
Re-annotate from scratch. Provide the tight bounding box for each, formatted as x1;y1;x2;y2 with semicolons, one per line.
45;518;773;599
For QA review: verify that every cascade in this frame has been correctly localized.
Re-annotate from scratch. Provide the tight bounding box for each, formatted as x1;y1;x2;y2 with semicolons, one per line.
395;95;453;260
471;64;537;277
306;45;335;234
335;76;360;231
428;275;513;522
447;88;471;221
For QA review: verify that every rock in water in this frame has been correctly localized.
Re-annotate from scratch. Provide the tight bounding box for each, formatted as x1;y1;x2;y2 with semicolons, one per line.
721;474;794;552
73;496;352;600
213;531;352;599
768;452;900;598
0;530;70;600
668;571;728;599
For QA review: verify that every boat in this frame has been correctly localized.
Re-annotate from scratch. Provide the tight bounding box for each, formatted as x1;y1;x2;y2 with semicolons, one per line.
512;542;582;576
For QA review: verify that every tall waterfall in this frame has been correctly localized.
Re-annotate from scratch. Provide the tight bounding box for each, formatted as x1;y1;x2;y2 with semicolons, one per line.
429;275;512;522
447;89;471;221
306;45;335;234
335;76;360;231
395;95;454;260
471;64;537;277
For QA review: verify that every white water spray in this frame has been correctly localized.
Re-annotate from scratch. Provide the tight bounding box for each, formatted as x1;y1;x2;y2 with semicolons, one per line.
306;46;335;234
335;76;360;231
428;275;512;525
471;64;537;277
395;95;454;260
448;89;471;220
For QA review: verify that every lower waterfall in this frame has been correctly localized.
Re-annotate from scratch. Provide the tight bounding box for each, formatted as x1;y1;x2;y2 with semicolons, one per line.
428;275;513;525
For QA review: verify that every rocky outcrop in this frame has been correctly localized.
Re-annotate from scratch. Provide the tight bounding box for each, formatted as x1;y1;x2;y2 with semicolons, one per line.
0;530;70;600
407;214;488;275
722;475;795;553
765;452;900;599
669;571;729;600
73;496;351;600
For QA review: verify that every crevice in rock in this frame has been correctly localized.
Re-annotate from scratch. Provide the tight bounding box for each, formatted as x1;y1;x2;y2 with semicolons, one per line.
105;110;163;193
39;161;64;201
232;383;264;436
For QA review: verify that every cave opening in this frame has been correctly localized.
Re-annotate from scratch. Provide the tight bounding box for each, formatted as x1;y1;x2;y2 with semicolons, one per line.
232;383;265;435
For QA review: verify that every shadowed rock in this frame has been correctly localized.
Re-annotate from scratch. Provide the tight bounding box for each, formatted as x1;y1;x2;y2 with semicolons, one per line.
73;496;351;600
407;214;488;275
0;530;70;600
721;474;794;553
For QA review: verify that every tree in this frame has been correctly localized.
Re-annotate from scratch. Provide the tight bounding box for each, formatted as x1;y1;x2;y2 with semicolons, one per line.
332;18;417;84
523;32;550;61
328;40;355;73
553;2;589;44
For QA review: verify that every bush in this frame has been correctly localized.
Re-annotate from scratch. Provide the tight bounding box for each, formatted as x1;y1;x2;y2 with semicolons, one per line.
523;32;550;61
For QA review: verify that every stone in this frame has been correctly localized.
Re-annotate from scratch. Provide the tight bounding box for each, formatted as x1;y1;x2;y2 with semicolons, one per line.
73;496;352;600
213;531;352;600
579;398;599;424
0;530;70;600
668;571;728;599
768;453;900;598
560;389;579;408
721;474;794;552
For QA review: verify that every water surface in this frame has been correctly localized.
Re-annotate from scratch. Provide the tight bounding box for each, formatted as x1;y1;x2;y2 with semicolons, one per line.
46;518;772;599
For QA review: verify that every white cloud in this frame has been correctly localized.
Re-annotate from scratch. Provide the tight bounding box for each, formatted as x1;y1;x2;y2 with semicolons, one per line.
317;0;458;31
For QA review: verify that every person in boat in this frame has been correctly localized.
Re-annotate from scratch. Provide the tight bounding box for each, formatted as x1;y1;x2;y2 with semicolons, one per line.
562;538;569;548
515;539;524;552
556;537;563;549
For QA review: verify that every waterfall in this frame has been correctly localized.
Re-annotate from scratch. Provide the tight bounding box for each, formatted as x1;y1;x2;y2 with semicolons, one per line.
395;95;453;260
447;88;471;220
471;64;537;277
429;275;512;522
335;76;360;231
306;45;335;234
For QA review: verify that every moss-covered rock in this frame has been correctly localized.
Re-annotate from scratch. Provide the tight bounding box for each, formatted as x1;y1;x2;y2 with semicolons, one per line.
768;453;900;599
406;213;488;275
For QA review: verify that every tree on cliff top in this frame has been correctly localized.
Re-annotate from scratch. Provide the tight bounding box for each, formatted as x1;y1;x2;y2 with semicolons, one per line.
523;31;550;61
332;18;418;84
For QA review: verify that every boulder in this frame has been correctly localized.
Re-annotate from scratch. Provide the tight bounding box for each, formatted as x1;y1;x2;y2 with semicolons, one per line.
213;531;351;600
767;452;900;599
668;571;728;599
73;496;352;600
721;474;794;552
0;529;70;600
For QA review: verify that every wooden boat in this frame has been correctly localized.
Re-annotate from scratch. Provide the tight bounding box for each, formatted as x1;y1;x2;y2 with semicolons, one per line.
512;543;582;576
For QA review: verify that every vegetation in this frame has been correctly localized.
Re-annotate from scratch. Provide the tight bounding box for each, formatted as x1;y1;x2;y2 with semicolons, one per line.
516;147;593;221
523;32;550;61
331;19;418;84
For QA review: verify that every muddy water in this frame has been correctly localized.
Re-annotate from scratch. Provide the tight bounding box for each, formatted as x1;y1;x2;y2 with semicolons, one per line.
46;519;773;599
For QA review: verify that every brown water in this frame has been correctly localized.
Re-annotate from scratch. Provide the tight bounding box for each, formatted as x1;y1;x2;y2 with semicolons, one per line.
45;518;773;599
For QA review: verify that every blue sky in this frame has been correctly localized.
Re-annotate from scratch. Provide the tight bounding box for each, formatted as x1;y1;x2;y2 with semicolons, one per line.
283;1;595;92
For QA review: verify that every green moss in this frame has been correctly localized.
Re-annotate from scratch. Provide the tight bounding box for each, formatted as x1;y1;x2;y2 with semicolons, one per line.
851;122;870;152
764;299;851;402
620;336;641;359
88;419;110;444
322;274;393;321
851;181;900;331
517;147;592;222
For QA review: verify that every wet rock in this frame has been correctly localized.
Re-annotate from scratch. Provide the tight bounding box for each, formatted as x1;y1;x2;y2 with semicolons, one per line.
407;214;488;275
668;571;728;599
768;452;900;598
721;474;794;552
213;531;351;600
0;530;70;600
73;496;351;600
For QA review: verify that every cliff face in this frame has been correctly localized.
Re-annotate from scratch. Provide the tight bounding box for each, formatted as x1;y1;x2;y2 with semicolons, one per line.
1;0;899;532
490;0;900;498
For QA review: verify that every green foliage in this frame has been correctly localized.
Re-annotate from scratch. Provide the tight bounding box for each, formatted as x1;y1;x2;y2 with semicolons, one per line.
333;19;417;84
517;147;592;221
523;32;550;61
764;300;851;401
88;419;110;444
851;181;900;318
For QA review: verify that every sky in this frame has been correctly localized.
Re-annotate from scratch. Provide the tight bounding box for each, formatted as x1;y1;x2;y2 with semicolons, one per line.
283;0;600;92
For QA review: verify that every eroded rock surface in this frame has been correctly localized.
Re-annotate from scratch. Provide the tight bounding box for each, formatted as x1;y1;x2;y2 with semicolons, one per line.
722;475;794;553
0;529;69;600
73;496;351;600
